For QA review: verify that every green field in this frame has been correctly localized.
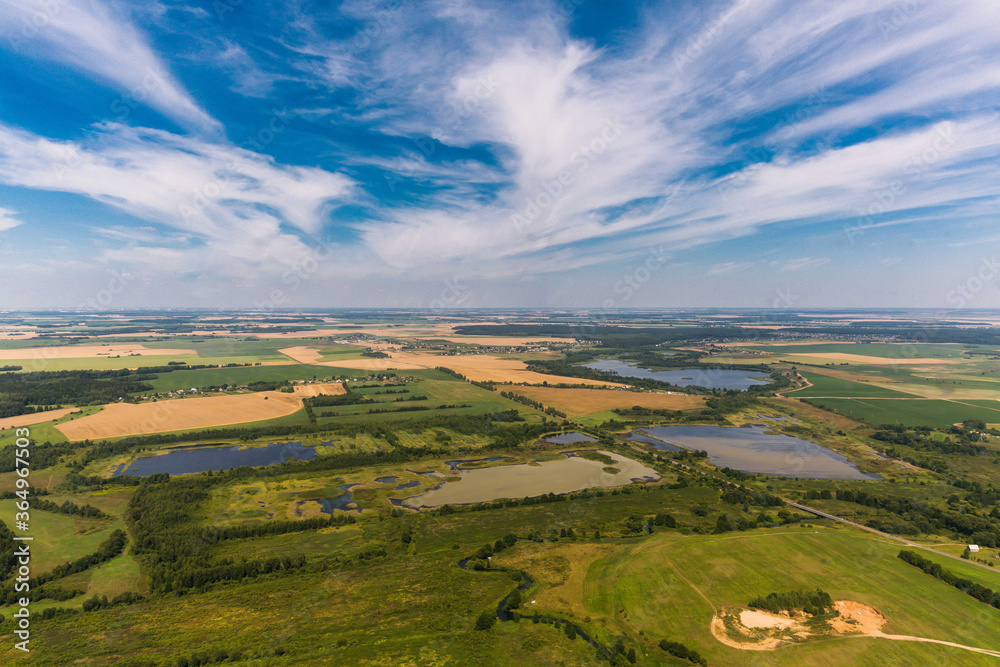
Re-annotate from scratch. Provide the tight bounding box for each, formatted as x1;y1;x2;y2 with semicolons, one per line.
146;363;338;392
802;397;1000;427
790;372;920;398
581;527;1000;665
0;501;120;575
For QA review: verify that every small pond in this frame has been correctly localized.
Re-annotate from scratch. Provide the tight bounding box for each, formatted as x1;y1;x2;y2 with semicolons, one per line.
401;451;659;508
313;483;362;513
581;359;771;390
114;442;316;477
635;425;877;480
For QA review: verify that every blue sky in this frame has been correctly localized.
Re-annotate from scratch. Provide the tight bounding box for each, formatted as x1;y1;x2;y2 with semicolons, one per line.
0;0;998;310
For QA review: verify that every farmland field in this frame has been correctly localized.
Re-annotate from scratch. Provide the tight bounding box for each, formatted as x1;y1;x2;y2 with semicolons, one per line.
509;386;706;417
55;391;305;440
801;397;1000;427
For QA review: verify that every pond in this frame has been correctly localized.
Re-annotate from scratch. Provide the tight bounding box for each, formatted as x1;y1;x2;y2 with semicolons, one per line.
314;483;361;513
540;432;598;444
114;442;317;477
581;359;771;390
400;451;659;508
635;425;877;480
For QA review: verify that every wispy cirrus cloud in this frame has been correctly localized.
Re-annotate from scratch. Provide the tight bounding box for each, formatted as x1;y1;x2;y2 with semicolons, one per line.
0;121;354;270
0;0;220;134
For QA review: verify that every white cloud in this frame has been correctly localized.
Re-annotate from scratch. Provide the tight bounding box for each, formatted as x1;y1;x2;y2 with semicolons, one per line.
708;262;754;276
780;257;830;272
0;0;220;134
0;122;355;269
0;206;21;231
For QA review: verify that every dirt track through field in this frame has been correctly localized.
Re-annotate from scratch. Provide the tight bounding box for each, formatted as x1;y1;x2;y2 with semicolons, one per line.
55;392;303;440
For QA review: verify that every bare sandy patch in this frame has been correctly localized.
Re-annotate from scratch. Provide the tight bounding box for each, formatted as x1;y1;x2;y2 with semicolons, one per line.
0;345;198;361
0;408;79;430
510;386;705;416
292;382;346;397
55;392;302;440
830;600;886;634
279;346;621;386
740;610;796;629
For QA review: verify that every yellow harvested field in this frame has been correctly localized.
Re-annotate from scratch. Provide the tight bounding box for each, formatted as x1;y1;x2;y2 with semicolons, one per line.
782;352;957;365
279;346;620;386
55;392;303;440
292;382;346;397
0;408;79;430
509;386;706;417
0;345;198;360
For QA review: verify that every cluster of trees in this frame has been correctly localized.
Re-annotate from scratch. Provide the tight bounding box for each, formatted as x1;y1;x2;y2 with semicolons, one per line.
81;591;144;611
29;498;107;519
720;487;784;508
833;488;1000;546
748;588;833;615
659;640;707;665
305;392;374;407
198;514;355;544
465;533;518;570
898;550;1000;610
873;424;986;457
361;349;389;358
163;555;307;594
498;391;567;418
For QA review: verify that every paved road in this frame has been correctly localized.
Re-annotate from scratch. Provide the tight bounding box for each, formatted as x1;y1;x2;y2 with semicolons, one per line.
788;501;999;573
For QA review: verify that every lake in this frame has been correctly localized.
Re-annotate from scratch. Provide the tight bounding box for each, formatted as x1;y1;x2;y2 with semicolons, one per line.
581;359;771;390
636;425;877;480
114;442;317;476
400;451;659;508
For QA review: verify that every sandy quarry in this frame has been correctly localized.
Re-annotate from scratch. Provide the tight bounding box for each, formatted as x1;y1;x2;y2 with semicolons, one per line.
0;345;198;360
0;408;79;430
279;346;621;386
55;391;303;440
712;600;888;651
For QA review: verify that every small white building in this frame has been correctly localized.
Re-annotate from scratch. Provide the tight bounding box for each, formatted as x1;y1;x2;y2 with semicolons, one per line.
969;545;981;553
